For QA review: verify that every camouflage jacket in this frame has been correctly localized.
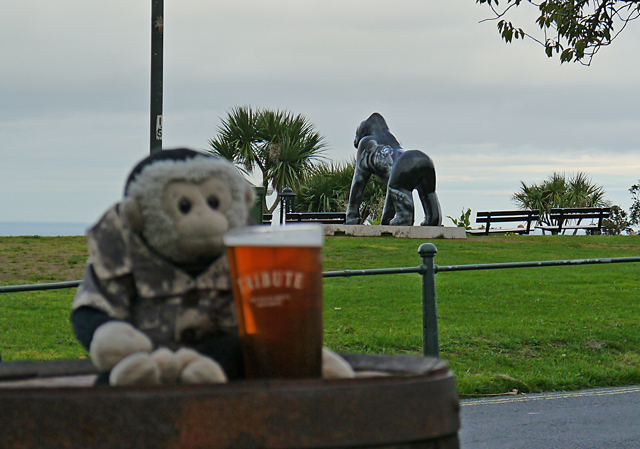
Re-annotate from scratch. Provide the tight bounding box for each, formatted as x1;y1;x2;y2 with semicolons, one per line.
72;204;237;350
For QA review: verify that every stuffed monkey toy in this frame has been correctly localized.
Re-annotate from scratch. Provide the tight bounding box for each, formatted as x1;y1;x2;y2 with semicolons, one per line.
71;148;354;386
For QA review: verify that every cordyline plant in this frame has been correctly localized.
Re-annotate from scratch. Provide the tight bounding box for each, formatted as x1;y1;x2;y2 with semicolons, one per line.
512;172;609;233
295;159;386;224
208;106;327;213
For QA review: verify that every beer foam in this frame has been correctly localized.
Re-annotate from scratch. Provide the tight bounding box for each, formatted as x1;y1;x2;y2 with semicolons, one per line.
223;224;324;247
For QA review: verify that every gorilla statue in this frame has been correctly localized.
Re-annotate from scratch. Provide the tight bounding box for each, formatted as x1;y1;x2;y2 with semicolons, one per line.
346;113;442;227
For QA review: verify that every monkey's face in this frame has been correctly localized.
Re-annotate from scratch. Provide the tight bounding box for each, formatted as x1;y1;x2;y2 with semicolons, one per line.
162;178;232;261
122;153;255;266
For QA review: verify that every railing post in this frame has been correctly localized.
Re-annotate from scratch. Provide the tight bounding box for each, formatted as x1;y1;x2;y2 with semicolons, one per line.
418;243;439;358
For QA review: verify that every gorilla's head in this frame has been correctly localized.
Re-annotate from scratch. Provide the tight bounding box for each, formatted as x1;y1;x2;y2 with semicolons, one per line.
354;113;389;148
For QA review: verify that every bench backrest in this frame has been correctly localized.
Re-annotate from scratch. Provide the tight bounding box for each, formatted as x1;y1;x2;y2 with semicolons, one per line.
475;210;540;224
261;212;346;225
549;207;611;220
474;210;540;235
286;212;346;224
549;207;610;232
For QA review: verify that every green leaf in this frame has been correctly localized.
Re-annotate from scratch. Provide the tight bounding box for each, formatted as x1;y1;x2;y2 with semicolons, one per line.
560;48;574;62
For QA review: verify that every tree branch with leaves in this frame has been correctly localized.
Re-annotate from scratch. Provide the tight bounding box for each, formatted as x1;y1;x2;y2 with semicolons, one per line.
478;0;640;64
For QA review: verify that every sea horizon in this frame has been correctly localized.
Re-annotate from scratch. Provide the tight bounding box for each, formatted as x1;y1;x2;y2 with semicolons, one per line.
0;222;91;237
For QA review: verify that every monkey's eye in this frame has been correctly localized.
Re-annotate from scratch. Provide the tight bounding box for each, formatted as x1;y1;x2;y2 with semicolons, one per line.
207;195;220;210
178;197;192;214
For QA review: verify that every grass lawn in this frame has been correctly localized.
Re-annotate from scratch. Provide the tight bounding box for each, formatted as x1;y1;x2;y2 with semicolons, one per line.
1;234;639;396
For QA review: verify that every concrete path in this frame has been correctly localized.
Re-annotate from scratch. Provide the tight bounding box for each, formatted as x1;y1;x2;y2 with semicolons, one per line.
459;385;640;448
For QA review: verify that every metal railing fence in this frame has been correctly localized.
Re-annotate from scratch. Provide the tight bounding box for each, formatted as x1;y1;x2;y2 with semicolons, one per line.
0;281;81;293
2;243;640;358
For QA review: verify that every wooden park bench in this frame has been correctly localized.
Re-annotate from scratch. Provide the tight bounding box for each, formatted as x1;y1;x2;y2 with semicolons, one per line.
536;207;611;235
468;210;540;235
286;212;346;224
263;212;346;225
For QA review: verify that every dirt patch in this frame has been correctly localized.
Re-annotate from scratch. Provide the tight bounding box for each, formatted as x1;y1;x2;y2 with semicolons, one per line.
584;243;638;251
586;339;607;350
0;236;88;285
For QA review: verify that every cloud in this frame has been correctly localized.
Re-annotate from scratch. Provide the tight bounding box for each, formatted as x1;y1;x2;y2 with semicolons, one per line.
1;0;639;227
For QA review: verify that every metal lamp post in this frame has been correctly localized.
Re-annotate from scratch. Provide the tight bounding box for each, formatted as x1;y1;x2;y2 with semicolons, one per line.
279;187;297;225
150;0;163;154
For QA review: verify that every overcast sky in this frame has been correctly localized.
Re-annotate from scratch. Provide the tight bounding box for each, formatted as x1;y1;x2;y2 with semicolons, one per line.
2;0;639;228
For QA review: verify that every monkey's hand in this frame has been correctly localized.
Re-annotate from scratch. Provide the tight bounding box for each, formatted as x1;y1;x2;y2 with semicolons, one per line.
108;347;228;386
175;348;228;384
322;347;356;379
89;321;154;372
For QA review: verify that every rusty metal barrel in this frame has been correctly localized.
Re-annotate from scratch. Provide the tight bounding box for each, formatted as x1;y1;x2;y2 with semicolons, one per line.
0;354;460;449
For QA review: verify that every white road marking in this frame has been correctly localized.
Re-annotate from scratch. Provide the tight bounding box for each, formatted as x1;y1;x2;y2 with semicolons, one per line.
461;386;640;407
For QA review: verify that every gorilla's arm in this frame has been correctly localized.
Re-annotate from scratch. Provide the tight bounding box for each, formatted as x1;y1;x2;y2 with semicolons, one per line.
345;169;371;224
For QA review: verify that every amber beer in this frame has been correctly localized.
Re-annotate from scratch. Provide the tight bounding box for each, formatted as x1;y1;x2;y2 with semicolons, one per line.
224;224;324;379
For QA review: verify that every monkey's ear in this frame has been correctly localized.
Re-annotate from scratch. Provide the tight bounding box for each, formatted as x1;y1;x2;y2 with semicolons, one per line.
120;197;145;233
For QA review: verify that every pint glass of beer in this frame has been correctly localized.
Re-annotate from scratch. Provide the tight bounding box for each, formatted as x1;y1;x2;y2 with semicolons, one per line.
223;224;324;379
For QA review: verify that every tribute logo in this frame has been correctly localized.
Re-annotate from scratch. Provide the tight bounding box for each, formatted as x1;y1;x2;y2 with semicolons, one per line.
236;270;305;296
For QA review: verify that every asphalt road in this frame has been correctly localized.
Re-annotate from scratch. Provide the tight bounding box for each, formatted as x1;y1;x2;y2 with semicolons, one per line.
459;385;640;448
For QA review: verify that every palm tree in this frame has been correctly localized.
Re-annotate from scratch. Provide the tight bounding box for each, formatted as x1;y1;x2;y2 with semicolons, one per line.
295;162;350;213
295;160;387;223
207;106;327;212
565;172;606;207
513;172;609;234
513;180;549;223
